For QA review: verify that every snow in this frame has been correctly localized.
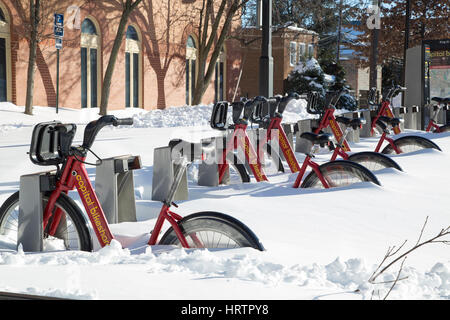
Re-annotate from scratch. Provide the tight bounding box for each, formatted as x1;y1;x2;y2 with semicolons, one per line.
0;102;449;300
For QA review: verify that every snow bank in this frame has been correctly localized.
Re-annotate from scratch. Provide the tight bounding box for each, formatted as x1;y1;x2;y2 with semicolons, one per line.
0;99;313;134
1;240;449;300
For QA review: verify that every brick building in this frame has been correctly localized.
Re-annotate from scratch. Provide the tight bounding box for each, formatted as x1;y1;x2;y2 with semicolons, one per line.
239;25;318;98
0;0;243;110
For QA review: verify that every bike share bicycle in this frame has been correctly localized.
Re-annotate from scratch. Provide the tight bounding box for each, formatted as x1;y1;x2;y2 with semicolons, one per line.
425;97;450;133
210;97;268;184
368;85;442;154
241;94;380;188
0;116;264;252
305;88;403;172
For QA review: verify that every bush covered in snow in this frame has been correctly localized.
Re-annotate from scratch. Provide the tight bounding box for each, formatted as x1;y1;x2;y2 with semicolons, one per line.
285;58;357;112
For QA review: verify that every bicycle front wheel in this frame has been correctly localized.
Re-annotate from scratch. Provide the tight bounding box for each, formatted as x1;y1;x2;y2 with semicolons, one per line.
348;151;403;171
0;191;92;252
301;160;381;188
158;212;264;251
382;136;442;154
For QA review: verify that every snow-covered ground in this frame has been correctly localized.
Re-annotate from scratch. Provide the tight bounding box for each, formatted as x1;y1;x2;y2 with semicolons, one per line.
0;102;449;300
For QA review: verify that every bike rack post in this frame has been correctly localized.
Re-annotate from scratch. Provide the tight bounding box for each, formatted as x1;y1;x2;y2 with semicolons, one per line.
198;136;231;187
152;146;188;201
405;105;420;130
95;155;141;224
281;123;295;148
359;109;372;138
337;112;360;143
18;171;55;252
392;107;406;131
295;119;312;152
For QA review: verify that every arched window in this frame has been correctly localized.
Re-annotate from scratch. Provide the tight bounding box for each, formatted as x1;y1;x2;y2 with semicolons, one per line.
0;7;5;22
214;46;226;103
80;17;101;108
81;18;97;35
0;3;11;102
125;25;141;108
186;36;197;105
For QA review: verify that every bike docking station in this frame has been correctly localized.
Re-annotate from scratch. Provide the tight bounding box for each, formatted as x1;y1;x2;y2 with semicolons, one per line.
95;155;142;224
17;154;143;252
152;145;189;201
18;171;56;252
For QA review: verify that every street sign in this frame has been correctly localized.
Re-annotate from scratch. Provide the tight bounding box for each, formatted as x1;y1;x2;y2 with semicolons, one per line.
55;37;63;50
54;13;64;38
54;13;64;114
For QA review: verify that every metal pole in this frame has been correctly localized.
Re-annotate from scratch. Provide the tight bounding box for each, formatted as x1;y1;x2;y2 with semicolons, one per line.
336;0;343;62
258;0;273;97
56;48;60;114
369;0;379;90
402;0;411;87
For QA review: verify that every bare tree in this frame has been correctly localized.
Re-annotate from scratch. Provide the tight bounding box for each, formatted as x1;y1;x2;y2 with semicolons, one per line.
11;0;70;115
99;0;143;116
190;0;250;106
23;0;40;115
369;216;450;300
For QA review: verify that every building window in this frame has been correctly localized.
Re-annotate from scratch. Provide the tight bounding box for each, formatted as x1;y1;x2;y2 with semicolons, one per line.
81;18;101;108
214;47;226;103
186;36;197;105
289;42;297;66
308;44;314;58
0;4;11;102
298;43;306;59
125;25;141;108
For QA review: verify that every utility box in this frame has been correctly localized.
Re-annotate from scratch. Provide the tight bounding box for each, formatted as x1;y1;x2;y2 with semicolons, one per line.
95;155;141;224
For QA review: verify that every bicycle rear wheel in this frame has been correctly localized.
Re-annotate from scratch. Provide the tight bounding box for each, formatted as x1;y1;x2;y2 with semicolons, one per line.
348;151;403;171
0;191;92;252
301;160;381;188
158;212;264;251
382;136;441;154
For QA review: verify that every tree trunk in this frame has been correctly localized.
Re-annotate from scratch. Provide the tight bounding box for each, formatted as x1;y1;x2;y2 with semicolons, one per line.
24;0;40;115
99;10;130;115
100;0;143;115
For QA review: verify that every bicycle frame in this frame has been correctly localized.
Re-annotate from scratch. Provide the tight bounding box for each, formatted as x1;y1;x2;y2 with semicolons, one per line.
314;108;351;152
43;155;192;249
259;116;301;173
218;123;268;184
426;104;448;133
292;156;330;189
374;131;402;154
371;100;401;135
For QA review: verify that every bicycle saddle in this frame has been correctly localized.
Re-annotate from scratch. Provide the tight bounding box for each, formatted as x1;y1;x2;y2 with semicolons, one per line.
335;116;366;130
377;116;401;127
432;97;450;104
300;132;332;147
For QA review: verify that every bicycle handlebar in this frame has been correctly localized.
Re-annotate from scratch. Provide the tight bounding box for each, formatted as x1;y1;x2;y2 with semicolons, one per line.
82;115;134;149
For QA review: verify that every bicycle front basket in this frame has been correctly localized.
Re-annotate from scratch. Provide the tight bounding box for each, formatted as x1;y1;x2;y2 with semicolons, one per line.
29;121;73;166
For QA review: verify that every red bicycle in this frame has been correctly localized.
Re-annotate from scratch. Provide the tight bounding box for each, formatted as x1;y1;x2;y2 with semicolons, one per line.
305;89;403;172
425;97;450;133
211;97;268;183
247;93;380;189
0;116;264;252
367;86;442;154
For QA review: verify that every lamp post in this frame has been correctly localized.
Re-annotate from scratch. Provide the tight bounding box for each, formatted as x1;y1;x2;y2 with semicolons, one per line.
258;0;273;97
369;0;379;91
